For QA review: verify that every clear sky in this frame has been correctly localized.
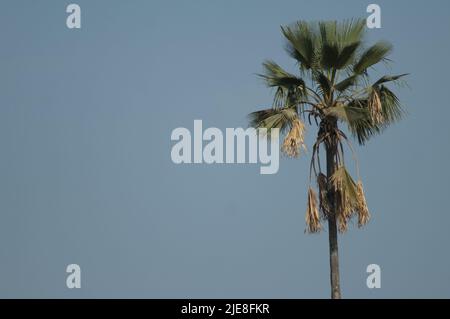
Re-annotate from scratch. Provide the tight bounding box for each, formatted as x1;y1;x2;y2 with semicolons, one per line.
0;0;449;298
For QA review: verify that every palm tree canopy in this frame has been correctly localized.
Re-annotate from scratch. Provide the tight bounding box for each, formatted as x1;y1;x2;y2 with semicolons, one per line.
249;19;407;232
250;18;407;144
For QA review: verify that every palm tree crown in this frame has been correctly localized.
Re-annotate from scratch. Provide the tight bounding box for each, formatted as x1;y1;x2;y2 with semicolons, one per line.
249;19;407;233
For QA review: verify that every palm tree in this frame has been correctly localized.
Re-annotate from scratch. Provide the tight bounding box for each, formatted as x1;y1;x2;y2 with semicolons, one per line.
249;19;407;299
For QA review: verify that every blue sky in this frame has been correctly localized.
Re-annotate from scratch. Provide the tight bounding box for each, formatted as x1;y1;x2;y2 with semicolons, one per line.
0;0;449;298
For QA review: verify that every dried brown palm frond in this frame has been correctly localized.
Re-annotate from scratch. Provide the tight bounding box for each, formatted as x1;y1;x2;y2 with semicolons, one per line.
317;173;330;217
338;214;349;233
306;187;321;233
335;189;352;233
331;166;359;233
356;181;371;227
282;117;306;157
368;89;383;124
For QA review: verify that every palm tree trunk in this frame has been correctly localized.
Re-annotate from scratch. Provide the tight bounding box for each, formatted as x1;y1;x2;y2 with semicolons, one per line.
326;140;341;299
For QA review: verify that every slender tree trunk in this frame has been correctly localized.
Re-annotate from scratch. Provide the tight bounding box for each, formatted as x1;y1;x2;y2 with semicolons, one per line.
326;134;341;299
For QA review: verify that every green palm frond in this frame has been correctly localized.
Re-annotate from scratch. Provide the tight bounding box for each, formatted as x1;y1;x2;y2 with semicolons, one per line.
321;42;340;70
344;81;405;144
338;19;366;45
315;71;332;98
378;85;404;123
353;41;393;74
335;42;361;69
334;74;359;92
374;73;409;86
345;98;381;145
260;60;306;88
248;107;298;133
318;19;365;70
259;60;307;107
319;20;338;45
348;117;382;145
324;104;368;123
281;22;318;70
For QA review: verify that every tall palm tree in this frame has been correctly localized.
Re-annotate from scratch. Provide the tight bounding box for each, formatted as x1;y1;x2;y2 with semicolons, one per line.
249;19;407;299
